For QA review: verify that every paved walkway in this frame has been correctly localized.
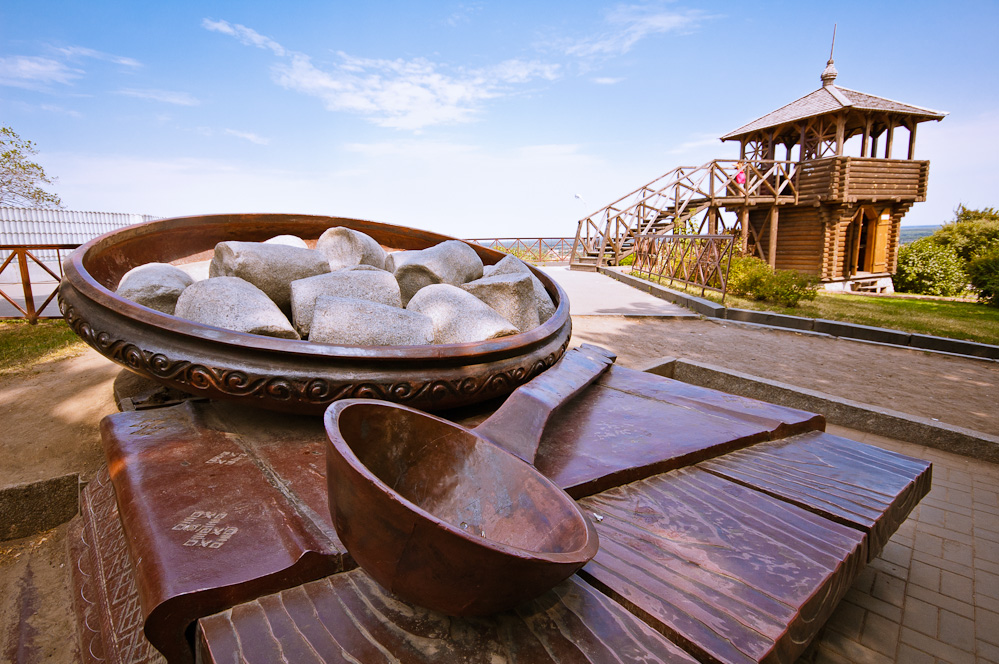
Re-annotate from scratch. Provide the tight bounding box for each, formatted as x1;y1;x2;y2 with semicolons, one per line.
803;425;999;664
539;266;696;317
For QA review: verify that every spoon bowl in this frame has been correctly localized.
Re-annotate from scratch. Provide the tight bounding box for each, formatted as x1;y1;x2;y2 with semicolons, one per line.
324;399;599;616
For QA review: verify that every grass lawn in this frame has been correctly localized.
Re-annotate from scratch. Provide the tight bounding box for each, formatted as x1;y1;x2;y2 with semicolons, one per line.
0;319;87;376
635;274;999;346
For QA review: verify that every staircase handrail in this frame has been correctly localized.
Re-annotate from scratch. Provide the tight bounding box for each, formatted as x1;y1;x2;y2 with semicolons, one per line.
571;159;798;267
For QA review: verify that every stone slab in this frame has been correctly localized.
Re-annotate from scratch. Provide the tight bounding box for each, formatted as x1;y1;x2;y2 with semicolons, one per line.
908;332;999;359
0;473;79;541
812;318;912;345
99;401;350;664
725;308;816;331
699;430;932;561
579;467;867;664
534;365;824;498
197;571;699;663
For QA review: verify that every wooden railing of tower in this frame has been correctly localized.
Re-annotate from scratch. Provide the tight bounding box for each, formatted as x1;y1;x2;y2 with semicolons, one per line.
570;159;798;270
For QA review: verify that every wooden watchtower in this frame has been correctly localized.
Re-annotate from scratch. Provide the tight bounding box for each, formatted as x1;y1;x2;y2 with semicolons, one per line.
720;58;947;291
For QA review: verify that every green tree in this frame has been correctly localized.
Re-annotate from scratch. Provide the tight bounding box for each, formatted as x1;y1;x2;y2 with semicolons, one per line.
0;126;62;208
966;246;999;307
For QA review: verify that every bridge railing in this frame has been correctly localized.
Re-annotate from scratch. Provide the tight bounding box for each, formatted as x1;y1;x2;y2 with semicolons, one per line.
466;237;574;263
0;244;76;323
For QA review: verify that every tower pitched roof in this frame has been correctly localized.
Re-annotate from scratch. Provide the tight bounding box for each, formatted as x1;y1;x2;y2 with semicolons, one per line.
720;84;947;141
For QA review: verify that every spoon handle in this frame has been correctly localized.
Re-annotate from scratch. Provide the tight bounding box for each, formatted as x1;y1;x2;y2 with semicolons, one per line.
474;344;616;465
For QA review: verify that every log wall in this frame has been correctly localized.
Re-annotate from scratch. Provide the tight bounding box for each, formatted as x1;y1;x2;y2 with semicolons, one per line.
747;201;913;280
773;207;824;275
796;157;929;205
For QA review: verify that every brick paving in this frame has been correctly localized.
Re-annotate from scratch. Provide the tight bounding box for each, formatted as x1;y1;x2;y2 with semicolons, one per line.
801;424;999;664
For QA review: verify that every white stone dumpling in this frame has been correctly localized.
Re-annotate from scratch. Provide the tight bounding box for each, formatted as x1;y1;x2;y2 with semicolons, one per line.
264;234;309;248
488;254;556;323
290;269;403;338
316;227;387;271
309;296;434;346
116;262;194;315
406;283;518;344
461;272;540;333
174;277;300;340
393;240;484;306
208;241;331;315
174;260;211;283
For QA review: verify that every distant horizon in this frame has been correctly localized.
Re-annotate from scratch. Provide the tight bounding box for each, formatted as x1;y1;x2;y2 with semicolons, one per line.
2;1;995;237
0;207;961;232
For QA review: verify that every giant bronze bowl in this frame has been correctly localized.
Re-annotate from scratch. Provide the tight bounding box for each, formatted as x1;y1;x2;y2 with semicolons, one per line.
58;214;571;414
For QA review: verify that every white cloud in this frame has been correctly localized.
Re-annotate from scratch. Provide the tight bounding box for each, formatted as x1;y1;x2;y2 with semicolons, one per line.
273;53;560;130
0;56;82;88
204;18;560;130
117;88;200;106
0;45;140;90
443;2;484;27
666;133;725;155
40;104;82;118
202;19;285;56
224;129;269;145
592;77;623;85
564;4;708;58
490;59;560;84
55;46;141;68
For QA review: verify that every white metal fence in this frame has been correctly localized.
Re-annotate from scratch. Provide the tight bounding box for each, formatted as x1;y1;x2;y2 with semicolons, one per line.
1;207;159;262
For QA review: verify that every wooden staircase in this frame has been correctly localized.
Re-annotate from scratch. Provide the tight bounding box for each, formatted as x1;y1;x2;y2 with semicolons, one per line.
570;159;798;270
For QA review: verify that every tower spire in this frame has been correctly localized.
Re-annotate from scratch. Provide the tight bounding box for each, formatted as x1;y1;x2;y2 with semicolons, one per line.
821;24;838;87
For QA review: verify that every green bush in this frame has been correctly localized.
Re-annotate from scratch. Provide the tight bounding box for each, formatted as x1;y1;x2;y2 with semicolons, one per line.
895;237;967;296
727;255;819;307
967;247;999;307
758;269;820;307
933;206;999;263
727;256;773;297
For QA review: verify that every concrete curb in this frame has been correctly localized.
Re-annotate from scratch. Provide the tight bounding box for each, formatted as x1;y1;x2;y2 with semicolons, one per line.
0;473;80;542
602;267;999;361
638;356;999;464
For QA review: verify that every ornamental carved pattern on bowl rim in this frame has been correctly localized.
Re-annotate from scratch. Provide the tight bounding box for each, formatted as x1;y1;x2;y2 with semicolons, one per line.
60;297;569;409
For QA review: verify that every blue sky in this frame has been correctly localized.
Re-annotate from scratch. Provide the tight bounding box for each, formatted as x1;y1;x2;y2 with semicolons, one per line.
2;1;996;238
